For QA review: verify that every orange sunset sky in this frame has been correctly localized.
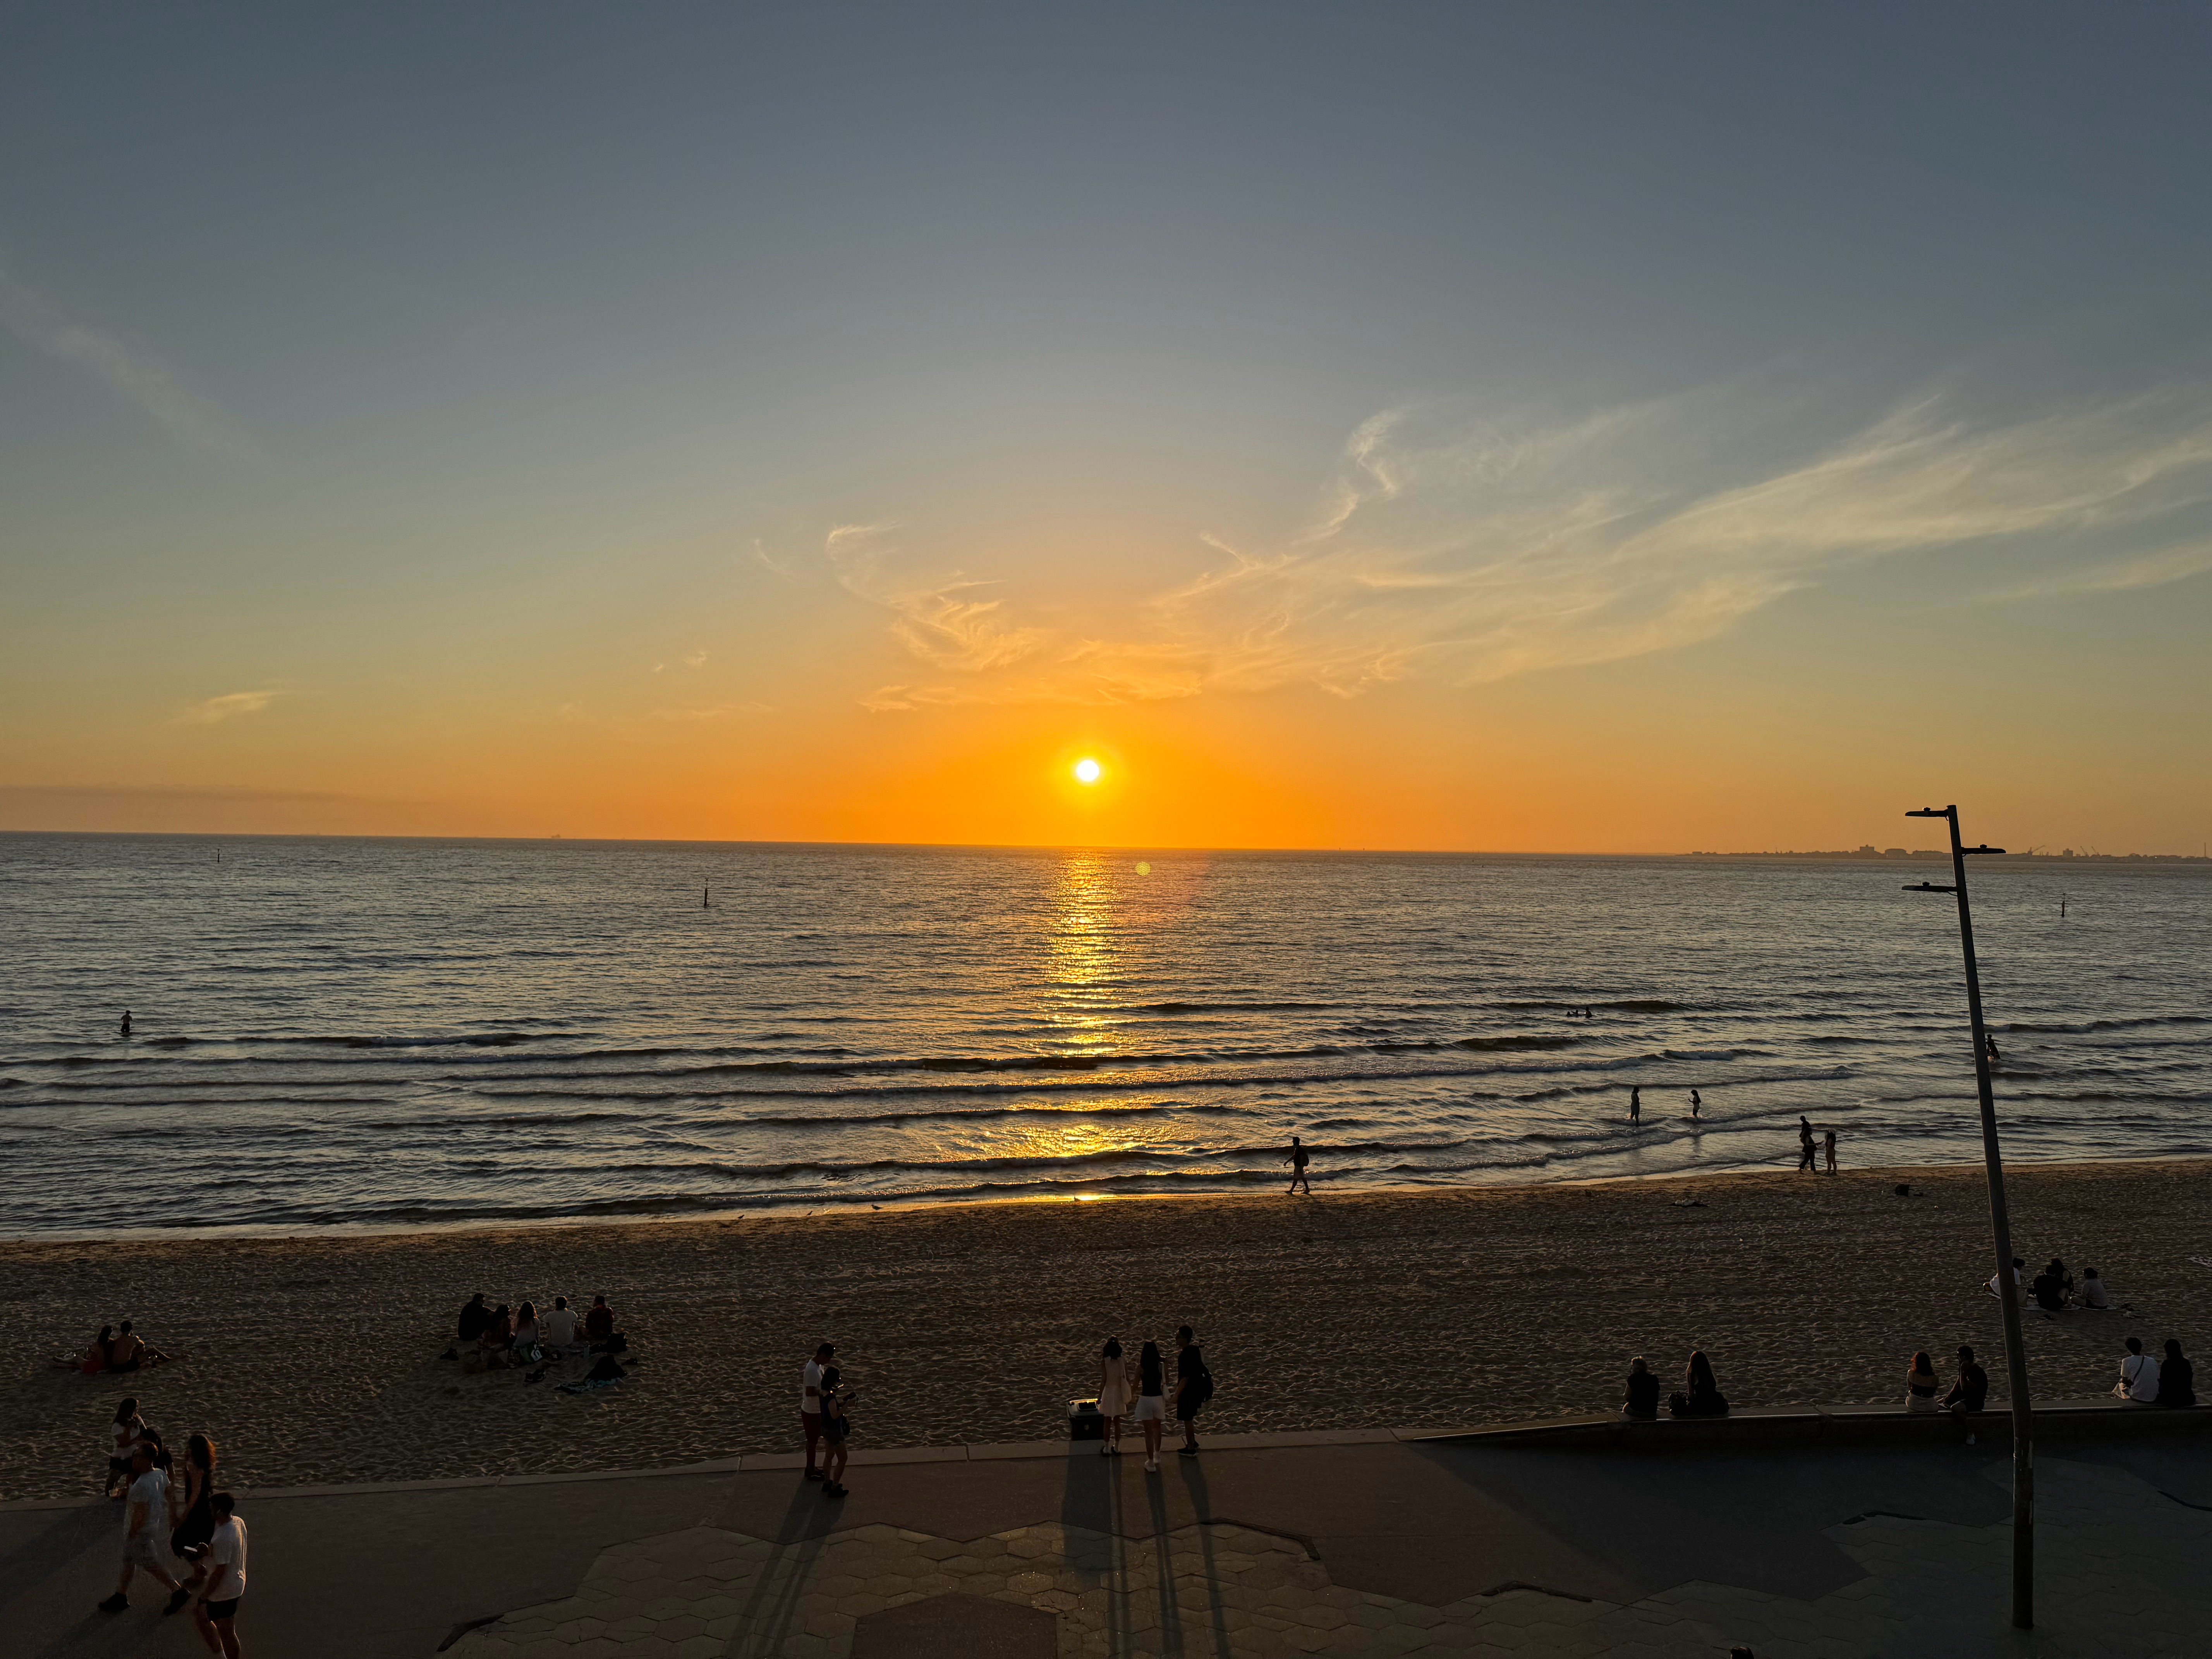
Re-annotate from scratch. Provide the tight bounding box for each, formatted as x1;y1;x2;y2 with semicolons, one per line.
4;8;2210;855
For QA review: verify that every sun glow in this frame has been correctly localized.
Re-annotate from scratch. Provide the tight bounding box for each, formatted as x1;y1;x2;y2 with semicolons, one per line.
1072;757;1103;785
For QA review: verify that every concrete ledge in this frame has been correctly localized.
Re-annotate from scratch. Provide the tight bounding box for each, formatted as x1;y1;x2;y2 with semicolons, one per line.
1411;1399;2212;1452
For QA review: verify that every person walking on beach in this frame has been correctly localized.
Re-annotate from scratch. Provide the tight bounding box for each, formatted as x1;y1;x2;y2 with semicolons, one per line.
1797;1117;1817;1172
1629;1086;1640;1124
1174;1326;1212;1457
1133;1340;1168;1471
801;1342;834;1480
99;1439;180;1613
1095;1338;1131;1455
193;1492;246;1657
1823;1130;1838;1175
1285;1136;1312;1195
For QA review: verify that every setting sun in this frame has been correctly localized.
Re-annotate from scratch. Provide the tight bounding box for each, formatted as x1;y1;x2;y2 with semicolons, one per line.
1072;757;1104;785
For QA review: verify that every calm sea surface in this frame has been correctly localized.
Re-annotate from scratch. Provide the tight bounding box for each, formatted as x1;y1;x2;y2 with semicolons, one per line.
3;834;2207;1238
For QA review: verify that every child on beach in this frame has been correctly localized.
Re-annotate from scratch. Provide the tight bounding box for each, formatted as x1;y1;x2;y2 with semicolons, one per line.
818;1368;852;1497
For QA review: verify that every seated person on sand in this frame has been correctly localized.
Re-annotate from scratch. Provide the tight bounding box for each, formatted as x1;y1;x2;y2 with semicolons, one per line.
1942;1345;1988;1414
106;1322;171;1371
584;1295;620;1350
2029;1266;2067;1314
1668;1350;1729;1417
2079;1267;2112;1309
514;1301;541;1359
1623;1357;1660;1420
541;1296;581;1354
2157;1340;2195;1408
1905;1351;1942;1413
457;1293;493;1345
52;1325;113;1373
479;1304;515;1368
1986;1257;2025;1301
2114;1336;2159;1403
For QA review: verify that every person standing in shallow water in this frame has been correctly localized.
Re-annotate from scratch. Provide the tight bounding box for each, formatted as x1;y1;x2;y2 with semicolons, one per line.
119;1010;131;1037
1629;1086;1640;1124
1798;1116;1817;1172
1689;1089;1702;1121
1285;1136;1312;1195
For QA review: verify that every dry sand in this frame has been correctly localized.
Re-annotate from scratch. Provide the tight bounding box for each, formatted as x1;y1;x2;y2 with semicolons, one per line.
5;1159;2209;1501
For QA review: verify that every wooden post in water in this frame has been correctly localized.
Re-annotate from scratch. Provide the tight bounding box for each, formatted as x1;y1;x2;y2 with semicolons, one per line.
1905;804;2032;1630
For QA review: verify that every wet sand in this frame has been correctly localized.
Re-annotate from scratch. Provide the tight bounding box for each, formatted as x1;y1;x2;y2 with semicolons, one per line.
5;1159;2207;1501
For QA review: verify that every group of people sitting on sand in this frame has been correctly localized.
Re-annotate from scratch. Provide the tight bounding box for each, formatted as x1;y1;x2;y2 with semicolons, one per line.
50;1321;179;1376
95;1397;247;1652
445;1291;623;1375
1988;1255;2120;1313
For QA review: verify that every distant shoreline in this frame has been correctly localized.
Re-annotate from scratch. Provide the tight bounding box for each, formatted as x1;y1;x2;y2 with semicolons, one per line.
4;1149;2205;1249
4;827;2208;865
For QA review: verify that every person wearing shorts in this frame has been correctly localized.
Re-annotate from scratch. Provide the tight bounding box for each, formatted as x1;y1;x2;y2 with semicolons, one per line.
1132;1340;1169;1471
99;1442;179;1613
195;1492;247;1657
800;1343;834;1480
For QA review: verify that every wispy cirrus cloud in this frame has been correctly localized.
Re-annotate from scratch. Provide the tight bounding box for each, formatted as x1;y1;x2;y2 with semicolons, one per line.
0;254;264;463
176;690;283;725
838;383;2212;711
1977;536;2212;603
823;522;1050;679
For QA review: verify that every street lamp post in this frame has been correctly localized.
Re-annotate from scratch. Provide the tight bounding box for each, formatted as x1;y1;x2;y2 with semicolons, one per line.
1903;804;2032;1630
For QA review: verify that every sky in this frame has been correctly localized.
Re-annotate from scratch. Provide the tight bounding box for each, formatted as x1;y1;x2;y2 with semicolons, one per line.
4;3;2211;854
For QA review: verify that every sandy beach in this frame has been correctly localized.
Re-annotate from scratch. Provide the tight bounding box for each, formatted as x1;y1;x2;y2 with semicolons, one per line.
5;1158;2208;1502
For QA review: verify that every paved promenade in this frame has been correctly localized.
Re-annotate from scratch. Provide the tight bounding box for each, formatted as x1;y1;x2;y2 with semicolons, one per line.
7;1427;2211;1657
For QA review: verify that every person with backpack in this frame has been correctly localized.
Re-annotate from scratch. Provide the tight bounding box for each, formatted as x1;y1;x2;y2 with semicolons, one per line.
1174;1325;1213;1456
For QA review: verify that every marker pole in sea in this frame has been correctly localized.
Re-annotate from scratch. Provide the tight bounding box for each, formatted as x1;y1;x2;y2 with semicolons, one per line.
1904;804;2033;1630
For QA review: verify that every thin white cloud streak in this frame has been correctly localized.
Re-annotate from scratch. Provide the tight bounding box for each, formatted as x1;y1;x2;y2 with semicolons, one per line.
822;523;1049;685
1977;537;2212;603
845;386;2212;711
176;690;282;725
0;255;264;463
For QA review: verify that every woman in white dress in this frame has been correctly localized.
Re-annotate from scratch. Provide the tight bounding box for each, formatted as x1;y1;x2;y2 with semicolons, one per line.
1133;1341;1169;1471
1096;1339;1131;1456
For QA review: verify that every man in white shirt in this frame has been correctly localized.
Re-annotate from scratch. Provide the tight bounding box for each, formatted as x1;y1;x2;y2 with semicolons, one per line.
195;1492;247;1656
541;1296;581;1353
98;1442;179;1612
2115;1336;2160;1403
802;1342;835;1482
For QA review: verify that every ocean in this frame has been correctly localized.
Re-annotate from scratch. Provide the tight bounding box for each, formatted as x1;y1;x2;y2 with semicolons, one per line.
3;834;2207;1238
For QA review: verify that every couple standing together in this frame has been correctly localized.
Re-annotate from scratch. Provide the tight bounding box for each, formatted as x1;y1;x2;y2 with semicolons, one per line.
1094;1326;1211;1473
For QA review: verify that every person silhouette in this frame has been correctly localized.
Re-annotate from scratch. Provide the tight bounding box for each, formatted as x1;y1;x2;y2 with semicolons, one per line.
119;1010;132;1037
1285;1136;1312;1195
1984;1034;2002;1065
1689;1088;1702;1121
1798;1115;1816;1172
1629;1086;1641;1124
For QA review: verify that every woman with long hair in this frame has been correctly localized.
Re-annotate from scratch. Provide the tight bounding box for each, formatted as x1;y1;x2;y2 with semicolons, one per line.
1133;1341;1168;1471
1095;1338;1131;1456
2159;1339;2196;1408
1669;1350;1729;1417
1905;1351;1942;1413
168;1434;219;1607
